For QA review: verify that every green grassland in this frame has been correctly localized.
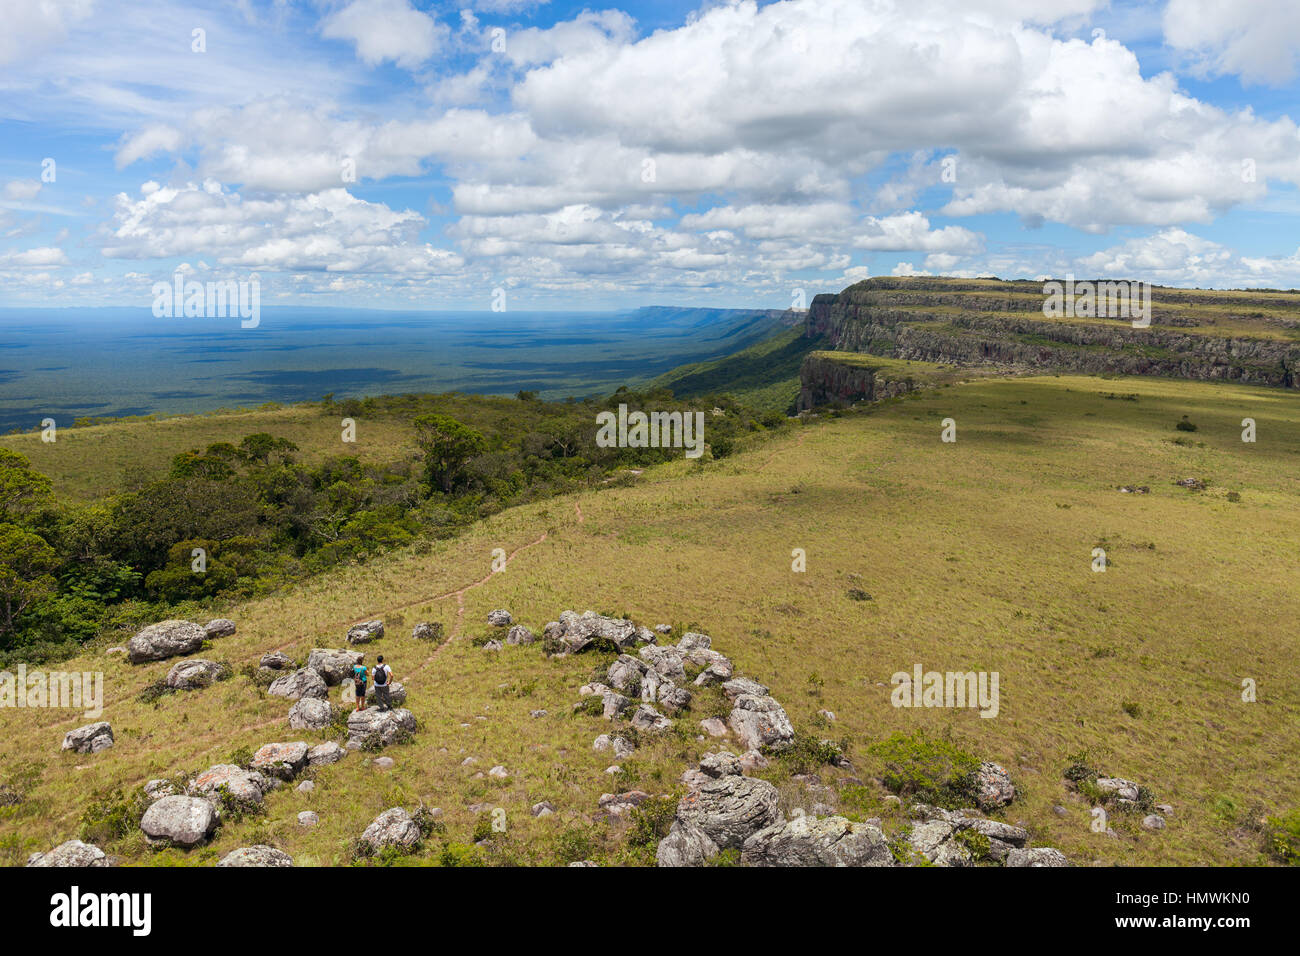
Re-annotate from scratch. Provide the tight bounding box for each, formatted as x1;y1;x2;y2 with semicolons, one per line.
3;371;1297;866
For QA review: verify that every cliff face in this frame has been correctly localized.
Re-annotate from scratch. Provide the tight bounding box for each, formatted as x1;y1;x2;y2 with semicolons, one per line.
804;279;1299;392
797;354;922;410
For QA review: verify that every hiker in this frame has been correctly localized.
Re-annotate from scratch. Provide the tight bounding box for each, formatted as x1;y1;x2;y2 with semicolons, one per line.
352;655;368;712
373;655;394;711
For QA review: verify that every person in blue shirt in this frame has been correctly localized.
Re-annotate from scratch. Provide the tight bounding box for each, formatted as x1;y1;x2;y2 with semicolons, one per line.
351;656;368;712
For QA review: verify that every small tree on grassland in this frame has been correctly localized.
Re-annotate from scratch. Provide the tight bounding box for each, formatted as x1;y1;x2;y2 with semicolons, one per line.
413;414;487;494
0;523;58;637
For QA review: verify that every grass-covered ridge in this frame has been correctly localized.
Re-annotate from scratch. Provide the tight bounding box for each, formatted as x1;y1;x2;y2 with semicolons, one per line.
2;371;1297;867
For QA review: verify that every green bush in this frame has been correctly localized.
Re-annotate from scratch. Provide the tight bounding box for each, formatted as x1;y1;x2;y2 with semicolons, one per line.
868;730;980;809
1265;809;1300;864
79;787;150;846
626;796;678;847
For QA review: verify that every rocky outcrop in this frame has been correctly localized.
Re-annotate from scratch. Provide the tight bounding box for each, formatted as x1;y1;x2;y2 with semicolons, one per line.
656;752;781;865
27;840;109;867
216;846;293;867
346;707;416;750
308;741;347;766
798;353;925;410
251;742;309;781
204;619;236;639
307;648;362;685
359;808;420;852
259;651;293;671
268;668;328;701
802;278;1300;403
346;620;384;645
165;658;228;690
728;694;795;752
742;814;894;867
140;795;219;847
189;764;272;805
1006;847;1070;867
127;620;207;663
544;610;654;655
62;721;114;754
288;697;334;730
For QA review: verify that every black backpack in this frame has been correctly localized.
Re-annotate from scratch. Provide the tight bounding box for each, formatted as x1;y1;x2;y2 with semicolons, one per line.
374;665;388;686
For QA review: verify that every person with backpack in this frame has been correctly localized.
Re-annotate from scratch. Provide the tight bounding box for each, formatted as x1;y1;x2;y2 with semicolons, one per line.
372;655;394;711
351;656;368;712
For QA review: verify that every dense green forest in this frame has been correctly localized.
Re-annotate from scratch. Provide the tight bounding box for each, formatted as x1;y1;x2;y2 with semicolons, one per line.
0;386;788;665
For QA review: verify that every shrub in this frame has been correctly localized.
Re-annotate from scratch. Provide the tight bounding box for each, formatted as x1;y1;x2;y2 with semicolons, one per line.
779;733;847;775
553;825;598;865
868;730;979;809
1265;809;1300;864
626;796;677;847
955;827;991;860
438;842;485;867
1175;417;1197;432
80;786;150;846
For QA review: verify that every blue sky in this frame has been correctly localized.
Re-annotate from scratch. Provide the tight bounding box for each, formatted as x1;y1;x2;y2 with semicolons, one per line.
1;0;1299;310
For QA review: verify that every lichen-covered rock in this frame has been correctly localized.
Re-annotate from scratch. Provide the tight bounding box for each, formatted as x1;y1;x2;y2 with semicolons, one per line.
505;624;535;645
658;685;692;716
288;697;334;730
62;721;114;754
638;644;686;682
216;845;293;867
487;609;513;628
412;622;443;642
606;654;647;693
144;779;177;801
308;741;346;766
602;691;633;719
307;648;363;685
677;632;712;652
728;694;795;752
346;620;384;645
700;717;728;737
655;821;720;866
204;619;236;639
189;764;271;805
742;815;894;867
346;707;416;750
251;742;309;781
259;651;293;671
268;667;328;700
27;840;109;867
127;620;206;663
1005;847;1070;867
631;704;672;734
140;795;218;847
721;677;769;700
359;807;420;852
1095;777;1140;802
694;661;734;686
165;658;227;690
973;762;1017;809
671;753;780;851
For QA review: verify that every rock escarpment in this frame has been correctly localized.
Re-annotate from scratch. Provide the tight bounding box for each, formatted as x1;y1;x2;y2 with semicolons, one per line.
800;277;1299;408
